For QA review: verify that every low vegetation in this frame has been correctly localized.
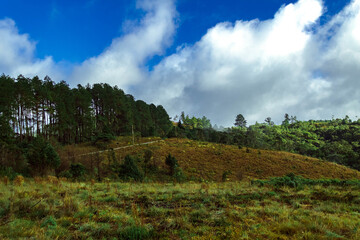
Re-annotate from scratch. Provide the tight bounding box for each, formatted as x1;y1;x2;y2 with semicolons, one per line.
52;138;360;182
1;177;360;239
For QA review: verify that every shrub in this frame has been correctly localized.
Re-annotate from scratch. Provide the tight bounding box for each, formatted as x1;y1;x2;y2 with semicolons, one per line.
58;170;73;179
165;154;178;175
0;166;18;180
69;163;86;179
118;155;144;182
222;170;232;182
26;137;60;176
174;167;186;182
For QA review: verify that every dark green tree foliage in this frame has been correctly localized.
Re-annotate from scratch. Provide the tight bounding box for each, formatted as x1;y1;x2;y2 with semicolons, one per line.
69;163;86;179
26;137;60;176
0;75;172;143
119;155;144;182
0;75;173;177
165;154;178;175
234;114;247;127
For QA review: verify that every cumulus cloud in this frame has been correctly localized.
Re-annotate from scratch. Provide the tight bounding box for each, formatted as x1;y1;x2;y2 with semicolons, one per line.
136;0;360;126
140;0;325;125
70;0;177;92
0;18;62;80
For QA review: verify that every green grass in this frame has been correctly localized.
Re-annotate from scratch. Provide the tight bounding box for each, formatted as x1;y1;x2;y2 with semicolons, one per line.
0;179;360;239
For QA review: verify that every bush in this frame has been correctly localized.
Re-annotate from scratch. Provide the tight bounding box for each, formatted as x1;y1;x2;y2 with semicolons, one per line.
69;163;86;179
165;154;178;175
222;170;231;182
252;173;360;188
173;167;186;182
118;155;144;182
58;170;73;179
26;137;60;176
0;166;18;180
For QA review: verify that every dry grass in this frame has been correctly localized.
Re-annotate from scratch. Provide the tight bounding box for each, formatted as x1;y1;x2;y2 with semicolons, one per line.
57;138;360;181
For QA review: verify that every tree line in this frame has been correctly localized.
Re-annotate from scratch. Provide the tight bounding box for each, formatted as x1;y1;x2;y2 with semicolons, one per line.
0;74;172;144
0;74;172;176
173;114;360;171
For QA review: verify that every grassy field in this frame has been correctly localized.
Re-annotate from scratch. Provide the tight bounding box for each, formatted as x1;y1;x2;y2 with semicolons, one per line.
58;138;360;181
1;178;360;239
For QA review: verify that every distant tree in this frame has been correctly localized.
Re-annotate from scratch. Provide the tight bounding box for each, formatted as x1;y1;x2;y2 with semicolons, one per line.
290;115;297;124
265;117;274;126
282;113;290;126
234;114;247;128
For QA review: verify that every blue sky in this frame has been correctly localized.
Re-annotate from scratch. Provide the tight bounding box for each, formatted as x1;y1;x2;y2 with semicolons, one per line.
0;0;359;126
0;0;349;64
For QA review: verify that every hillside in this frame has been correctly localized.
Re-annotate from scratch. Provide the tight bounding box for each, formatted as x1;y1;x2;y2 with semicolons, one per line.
58;138;360;181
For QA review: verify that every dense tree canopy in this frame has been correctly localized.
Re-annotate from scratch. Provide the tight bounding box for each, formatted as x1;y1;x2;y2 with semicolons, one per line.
0;74;172;176
0;74;172;145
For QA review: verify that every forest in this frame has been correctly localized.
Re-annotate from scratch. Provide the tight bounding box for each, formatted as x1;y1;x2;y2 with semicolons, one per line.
0;74;172;177
0;74;360;178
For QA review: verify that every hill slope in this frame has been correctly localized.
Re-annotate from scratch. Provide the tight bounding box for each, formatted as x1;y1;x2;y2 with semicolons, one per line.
59;138;360;181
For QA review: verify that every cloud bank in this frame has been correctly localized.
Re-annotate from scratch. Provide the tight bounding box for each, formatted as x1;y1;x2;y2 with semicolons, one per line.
1;0;360;126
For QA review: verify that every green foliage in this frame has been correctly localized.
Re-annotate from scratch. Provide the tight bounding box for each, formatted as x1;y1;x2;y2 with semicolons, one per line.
173;167;186;182
69;163;86;179
253;173;360;188
234;114;246;127
180;112;212;129
0;166;18;180
118;155;144;182
118;224;153;240
165;154;178;175
41;216;57;230
26;137;60;176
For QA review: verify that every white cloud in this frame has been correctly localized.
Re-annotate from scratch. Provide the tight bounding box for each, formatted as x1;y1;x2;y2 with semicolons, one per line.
139;0;325;125
0;18;62;80
136;0;360;126
70;0;177;92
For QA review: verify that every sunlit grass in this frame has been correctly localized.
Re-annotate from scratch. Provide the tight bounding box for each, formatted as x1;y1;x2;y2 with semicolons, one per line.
1;178;360;239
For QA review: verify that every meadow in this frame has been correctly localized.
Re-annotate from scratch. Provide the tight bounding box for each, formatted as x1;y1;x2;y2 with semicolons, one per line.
57;138;360;182
1;176;360;239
